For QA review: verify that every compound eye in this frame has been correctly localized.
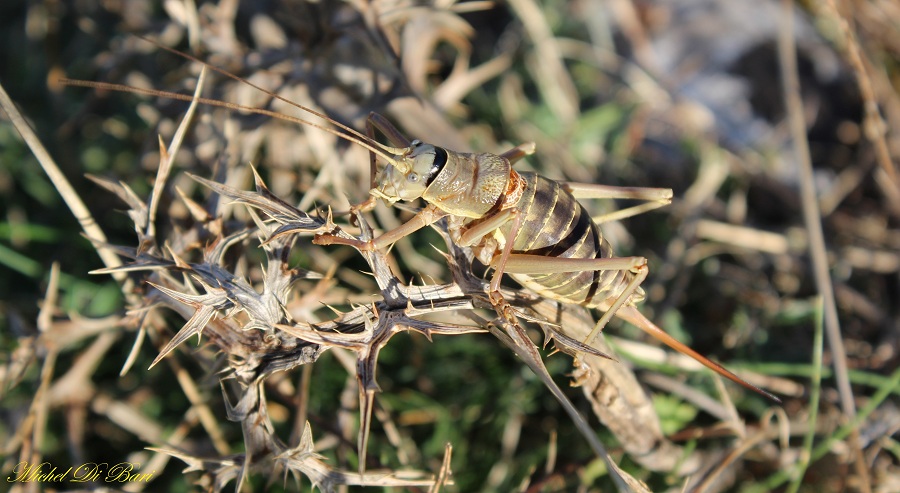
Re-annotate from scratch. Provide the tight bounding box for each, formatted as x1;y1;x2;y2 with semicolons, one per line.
407;172;419;183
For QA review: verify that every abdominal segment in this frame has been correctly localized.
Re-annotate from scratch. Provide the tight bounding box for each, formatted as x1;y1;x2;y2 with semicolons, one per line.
503;173;643;308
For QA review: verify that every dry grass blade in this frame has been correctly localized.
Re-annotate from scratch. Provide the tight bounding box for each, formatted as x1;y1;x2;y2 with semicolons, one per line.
487;315;650;492
146;66;208;240
275;422;440;491
429;443;454;493
528;298;709;477
6;1;897;491
778;1;870;491
508;0;579;124
190;169;329;235
0;81;123;279
820;0;898;188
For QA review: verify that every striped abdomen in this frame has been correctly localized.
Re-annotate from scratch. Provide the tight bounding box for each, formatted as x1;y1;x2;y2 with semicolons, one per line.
499;172;644;308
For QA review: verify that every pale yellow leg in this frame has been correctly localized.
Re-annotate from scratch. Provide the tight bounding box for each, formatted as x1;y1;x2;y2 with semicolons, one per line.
499;142;536;164
496;254;646;274
457;209;515;247
561;182;673;224
486;252;648;347
583;262;648;346
480;237;781;402
488;210;523;298
469;207;525;326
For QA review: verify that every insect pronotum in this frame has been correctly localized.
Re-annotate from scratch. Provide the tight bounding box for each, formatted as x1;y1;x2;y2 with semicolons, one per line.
62;40;780;403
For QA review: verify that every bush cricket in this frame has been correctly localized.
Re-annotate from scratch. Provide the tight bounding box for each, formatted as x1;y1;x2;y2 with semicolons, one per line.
61;42;779;403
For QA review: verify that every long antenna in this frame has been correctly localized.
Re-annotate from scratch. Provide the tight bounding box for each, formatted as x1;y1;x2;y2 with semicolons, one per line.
59;78;401;168
59;35;408;167
137;36;408;156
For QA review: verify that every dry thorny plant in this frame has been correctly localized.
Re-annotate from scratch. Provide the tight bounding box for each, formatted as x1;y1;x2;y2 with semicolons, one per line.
3;0;900;492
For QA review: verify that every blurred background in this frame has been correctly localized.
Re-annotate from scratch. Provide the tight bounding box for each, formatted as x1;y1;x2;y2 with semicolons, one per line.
1;0;898;491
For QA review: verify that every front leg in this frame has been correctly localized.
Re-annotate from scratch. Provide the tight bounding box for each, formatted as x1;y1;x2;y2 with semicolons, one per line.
313;203;448;251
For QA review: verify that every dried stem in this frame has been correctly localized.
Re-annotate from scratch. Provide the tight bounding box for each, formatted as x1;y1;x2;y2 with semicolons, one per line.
0;81;124;281
777;1;870;491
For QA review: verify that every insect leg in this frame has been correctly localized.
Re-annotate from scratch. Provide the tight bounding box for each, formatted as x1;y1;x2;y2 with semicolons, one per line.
495;253;781;402
314;203;448;251
449;207;532;326
489;253;648;346
497;254;646;274
457;209;516;247
499;142;536;165
585;261;648;347
561;182;673;224
485;208;526;324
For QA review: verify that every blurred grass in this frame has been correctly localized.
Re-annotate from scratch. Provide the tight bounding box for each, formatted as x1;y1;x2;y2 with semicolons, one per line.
1;1;898;492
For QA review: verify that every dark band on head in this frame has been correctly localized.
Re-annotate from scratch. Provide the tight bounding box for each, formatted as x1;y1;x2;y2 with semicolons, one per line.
425;147;448;186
